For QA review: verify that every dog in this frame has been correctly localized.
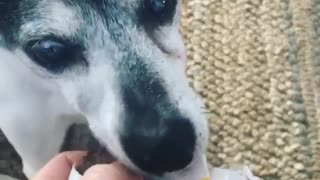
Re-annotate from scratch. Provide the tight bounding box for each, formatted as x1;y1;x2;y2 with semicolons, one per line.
0;0;209;179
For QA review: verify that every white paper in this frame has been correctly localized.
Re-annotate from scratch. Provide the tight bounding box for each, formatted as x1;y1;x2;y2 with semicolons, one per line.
210;167;260;180
68;166;82;180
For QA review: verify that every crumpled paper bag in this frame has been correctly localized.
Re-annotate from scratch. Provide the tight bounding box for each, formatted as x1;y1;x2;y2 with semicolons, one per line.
210;167;260;180
69;166;82;180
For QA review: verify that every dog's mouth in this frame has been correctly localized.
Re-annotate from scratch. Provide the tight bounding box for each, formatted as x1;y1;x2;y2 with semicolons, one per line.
61;124;116;174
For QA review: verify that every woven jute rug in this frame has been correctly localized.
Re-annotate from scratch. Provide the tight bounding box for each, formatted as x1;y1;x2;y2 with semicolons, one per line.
181;0;320;180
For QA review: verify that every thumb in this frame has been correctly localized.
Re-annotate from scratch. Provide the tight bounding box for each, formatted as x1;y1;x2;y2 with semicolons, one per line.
82;163;143;180
33;151;86;180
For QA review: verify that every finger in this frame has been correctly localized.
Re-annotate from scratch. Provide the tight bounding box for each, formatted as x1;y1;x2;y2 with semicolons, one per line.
82;163;143;180
33;151;87;180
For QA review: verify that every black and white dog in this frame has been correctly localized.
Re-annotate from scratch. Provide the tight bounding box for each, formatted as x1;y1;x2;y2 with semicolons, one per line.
0;0;209;179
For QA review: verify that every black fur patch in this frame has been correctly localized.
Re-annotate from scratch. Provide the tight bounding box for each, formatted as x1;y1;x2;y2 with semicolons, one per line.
0;0;22;45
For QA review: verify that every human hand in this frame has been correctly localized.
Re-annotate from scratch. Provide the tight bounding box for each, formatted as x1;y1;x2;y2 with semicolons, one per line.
32;151;143;180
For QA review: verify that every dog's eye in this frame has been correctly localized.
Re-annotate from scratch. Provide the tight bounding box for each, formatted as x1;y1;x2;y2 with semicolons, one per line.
143;0;177;25
33;40;65;60
148;0;167;14
25;39;85;73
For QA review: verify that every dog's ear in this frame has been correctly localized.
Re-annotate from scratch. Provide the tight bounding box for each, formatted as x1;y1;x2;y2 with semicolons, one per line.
0;1;4;47
0;1;9;43
0;0;10;22
0;1;5;31
0;0;21;47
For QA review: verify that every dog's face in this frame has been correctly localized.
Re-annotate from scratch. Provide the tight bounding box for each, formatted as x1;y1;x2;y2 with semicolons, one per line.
0;0;208;177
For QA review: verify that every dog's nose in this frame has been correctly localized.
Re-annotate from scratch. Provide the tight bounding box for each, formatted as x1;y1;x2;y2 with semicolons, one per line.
121;117;196;175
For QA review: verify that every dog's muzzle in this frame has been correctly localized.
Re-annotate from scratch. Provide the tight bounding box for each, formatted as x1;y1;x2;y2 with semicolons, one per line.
119;71;196;175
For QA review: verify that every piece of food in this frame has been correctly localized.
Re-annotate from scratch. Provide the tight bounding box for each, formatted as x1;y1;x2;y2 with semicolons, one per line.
76;146;115;174
76;134;116;174
201;177;211;180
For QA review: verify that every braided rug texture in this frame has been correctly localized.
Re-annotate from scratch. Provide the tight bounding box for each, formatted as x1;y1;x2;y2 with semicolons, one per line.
181;0;320;180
